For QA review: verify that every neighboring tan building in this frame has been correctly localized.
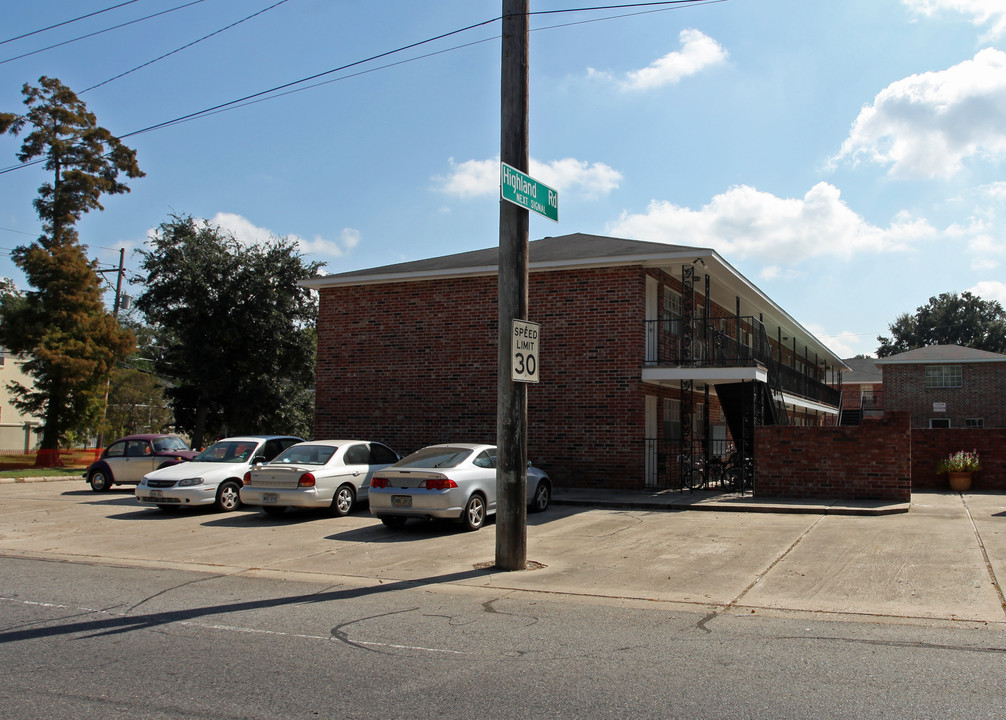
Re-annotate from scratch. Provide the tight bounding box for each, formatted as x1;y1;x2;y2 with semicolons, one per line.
0;349;40;450
304;233;847;490
874;344;1006;429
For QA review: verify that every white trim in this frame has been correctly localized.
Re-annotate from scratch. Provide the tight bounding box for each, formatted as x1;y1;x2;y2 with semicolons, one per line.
642;366;767;384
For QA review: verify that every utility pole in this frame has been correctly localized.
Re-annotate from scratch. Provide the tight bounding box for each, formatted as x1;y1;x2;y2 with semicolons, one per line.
96;247;126;450
496;0;530;571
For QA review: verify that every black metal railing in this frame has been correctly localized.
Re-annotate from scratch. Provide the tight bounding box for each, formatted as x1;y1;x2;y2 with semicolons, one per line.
644;317;840;407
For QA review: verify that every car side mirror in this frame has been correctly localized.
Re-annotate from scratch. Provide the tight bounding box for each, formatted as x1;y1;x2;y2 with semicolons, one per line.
252;455;268;465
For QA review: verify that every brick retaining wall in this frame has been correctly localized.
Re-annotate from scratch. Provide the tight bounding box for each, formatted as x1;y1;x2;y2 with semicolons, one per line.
911;428;1006;491
755;411;912;501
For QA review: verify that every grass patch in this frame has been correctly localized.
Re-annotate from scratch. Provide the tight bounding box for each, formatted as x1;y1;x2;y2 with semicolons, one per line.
0;467;85;479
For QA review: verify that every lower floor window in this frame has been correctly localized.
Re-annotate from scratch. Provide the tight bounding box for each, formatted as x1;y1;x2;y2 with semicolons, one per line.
965;418;984;428
929;418;951;429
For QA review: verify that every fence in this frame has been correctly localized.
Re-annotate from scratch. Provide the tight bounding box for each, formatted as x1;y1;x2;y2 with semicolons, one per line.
0;448;101;469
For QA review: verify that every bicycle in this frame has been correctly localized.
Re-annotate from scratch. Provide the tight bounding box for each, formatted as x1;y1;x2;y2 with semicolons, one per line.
721;451;754;493
679;454;707;490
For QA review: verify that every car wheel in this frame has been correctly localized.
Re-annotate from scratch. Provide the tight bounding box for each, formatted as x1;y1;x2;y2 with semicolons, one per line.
380;516;407;528
461;494;486;531
89;470;112;492
329;484;356;517
262;506;286;517
530;480;551;513
214;480;243;512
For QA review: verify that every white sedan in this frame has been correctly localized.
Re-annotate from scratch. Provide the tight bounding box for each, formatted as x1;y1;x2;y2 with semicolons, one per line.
135;435;302;512
368;443;551;531
240;440;400;517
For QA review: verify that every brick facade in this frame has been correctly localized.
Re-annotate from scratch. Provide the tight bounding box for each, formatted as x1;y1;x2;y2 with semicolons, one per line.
755;412;912;502
316;266;650;488
881;359;1006;429
911;428;1006;491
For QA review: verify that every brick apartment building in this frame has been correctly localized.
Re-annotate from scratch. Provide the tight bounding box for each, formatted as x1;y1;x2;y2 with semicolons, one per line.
305;233;847;490
874;344;1006;429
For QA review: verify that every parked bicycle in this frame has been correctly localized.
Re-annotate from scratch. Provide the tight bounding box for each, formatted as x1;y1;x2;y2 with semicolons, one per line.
721;451;754;493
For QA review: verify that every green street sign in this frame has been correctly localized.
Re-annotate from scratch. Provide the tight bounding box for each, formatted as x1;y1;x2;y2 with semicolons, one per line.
500;162;558;222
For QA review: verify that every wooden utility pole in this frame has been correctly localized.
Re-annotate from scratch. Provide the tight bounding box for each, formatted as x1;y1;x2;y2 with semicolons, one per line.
495;0;530;571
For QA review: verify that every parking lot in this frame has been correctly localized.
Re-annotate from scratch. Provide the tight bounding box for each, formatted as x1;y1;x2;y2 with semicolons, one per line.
3;479;1006;625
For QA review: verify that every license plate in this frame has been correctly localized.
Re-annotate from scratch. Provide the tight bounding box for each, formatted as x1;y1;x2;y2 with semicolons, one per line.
392;495;412;508
150;489;163;499
262;493;279;504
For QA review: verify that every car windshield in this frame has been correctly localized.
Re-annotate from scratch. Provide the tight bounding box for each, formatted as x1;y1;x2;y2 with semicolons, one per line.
152;436;188;452
271;445;337;466
193;440;259;464
395;446;475;470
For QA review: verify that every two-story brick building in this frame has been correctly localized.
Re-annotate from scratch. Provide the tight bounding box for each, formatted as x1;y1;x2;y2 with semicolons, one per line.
875;344;1006;429
305;233;846;490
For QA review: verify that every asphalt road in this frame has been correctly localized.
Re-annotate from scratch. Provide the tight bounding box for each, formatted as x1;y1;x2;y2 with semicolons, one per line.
3;481;1006;718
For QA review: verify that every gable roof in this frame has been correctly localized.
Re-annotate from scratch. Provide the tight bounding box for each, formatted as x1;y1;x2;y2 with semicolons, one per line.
874;344;1006;365
302;233;706;286
303;232;848;369
830;356;882;384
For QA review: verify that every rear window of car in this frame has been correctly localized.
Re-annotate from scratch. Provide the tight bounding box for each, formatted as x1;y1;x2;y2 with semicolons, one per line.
272;445;337;466
152;436;189;452
395;446;473;469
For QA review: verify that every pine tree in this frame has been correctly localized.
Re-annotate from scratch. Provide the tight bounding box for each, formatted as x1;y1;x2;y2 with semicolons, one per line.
0;77;140;453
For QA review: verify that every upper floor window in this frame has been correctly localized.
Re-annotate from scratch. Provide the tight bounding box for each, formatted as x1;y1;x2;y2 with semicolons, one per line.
965;418;984;428
925;365;962;388
662;288;682;335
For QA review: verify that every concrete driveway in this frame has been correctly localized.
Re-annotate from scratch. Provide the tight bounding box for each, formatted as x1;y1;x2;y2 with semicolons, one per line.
1;480;1005;625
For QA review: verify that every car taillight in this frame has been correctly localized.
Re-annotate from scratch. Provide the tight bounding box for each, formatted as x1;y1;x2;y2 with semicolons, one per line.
243;472;252;485
371;477;388;488
298;473;316;487
420;477;458;490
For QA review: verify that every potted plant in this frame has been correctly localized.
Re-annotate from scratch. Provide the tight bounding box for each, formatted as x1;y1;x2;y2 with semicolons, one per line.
936;449;982;491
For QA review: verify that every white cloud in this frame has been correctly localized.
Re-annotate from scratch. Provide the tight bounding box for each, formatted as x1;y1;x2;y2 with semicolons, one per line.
609;182;936;264
831;48;1006;178
208;212;356;259
969;280;1006;304
803;324;872;359
435;156;622;200
904;0;1006;40
588;29;728;90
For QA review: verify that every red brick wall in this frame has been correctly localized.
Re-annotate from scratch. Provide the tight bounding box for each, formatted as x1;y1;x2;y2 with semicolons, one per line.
910;428;1006;491
755;411;912;501
316;266;650;488
882;362;1006;428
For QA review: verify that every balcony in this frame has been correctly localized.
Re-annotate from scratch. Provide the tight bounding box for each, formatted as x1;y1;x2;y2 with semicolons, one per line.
644;317;840;408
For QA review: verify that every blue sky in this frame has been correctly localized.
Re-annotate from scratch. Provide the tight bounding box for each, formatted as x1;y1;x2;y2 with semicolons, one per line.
2;0;1005;358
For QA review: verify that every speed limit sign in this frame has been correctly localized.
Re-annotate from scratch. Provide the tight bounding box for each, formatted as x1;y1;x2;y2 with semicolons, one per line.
511;319;540;383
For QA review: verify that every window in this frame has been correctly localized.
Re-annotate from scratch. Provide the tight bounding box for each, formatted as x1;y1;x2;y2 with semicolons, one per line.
925;365;962;388
965;418;984;428
344;444;369;465
929;418;951;429
663;399;681;441
663;288;682;335
370;443;399;464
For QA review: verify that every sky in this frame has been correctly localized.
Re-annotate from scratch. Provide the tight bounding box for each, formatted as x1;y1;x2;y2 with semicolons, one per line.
2;0;1006;359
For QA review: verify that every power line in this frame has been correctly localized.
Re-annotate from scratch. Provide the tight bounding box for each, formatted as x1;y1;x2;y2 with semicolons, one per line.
0;0;209;66
0;0;724;170
0;0;144;46
80;0;294;94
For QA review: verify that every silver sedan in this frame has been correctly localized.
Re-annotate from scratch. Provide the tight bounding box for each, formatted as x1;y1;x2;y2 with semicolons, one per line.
368;443;551;531
240;440;400;517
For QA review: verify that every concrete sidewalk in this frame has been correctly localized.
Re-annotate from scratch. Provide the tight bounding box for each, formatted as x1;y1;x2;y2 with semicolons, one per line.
0;481;1004;625
552;486;911;515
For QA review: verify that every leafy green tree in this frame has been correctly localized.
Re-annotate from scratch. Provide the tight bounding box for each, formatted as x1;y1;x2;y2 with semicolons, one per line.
104;367;173;439
134;214;322;447
876;291;1006;357
0;77;140;452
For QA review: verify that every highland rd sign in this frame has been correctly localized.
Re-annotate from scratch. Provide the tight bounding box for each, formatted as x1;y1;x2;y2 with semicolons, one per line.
500;162;558;222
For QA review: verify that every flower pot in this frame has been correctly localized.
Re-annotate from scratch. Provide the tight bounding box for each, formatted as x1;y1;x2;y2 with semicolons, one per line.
948;471;973;492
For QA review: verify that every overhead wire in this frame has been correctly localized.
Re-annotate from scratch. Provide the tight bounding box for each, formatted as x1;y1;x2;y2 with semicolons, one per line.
79;0;294;94
0;0;724;172
0;0;144;46
0;0;209;66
